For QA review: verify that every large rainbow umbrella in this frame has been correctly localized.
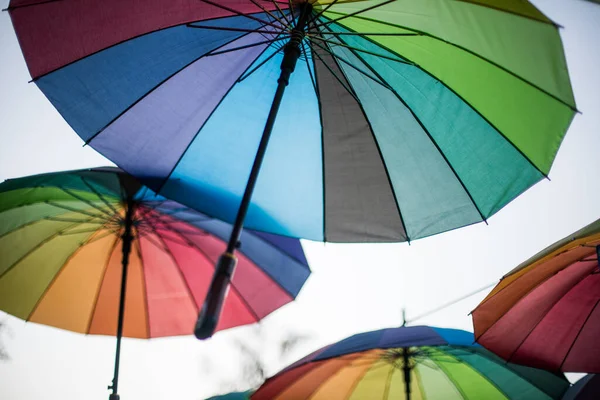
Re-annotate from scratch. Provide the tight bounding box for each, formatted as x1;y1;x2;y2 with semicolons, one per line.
251;325;570;400
7;0;576;338
472;219;600;373
0;167;310;400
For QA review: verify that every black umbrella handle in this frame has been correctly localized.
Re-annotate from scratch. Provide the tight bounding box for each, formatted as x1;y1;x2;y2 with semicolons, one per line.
194;253;237;339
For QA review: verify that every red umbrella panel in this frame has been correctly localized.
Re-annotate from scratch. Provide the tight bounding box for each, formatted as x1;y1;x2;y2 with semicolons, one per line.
472;219;600;373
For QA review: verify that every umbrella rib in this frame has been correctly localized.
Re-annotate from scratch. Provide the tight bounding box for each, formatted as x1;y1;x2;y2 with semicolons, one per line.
427;356;471;400
305;356;378;400
307;34;328;242
504;270;598;365
287;0;295;23
310;0;396;30
453;0;560;27
319;19;551;179
471;247;597;320
205;36;289;57
139;212;266;322
185;24;281;35
28;11;271;82
310;20;411;242
149;223;209;236
0;219;94;281
81;229;119;245
154;40;274;194
84;30;260;146
464;354;516;397
321;11;576;112
237;46;281;83
249;0;291;30
308;41;362;104
45;200;109;220
308;34;412;65
301;42;318;95
197;0;284;31
148;213;294;312
264;0;292;26
142;218;200;313
382;364;395;400
42;216;104;224
307;36;393;91
25;228;105;322
59;227;110;235
309;0;340;25
84;235;122;334
311;30;420;37
55;185;115;218
79;176;122;215
161;227;263;323
412;363;427;400
558;298;600;371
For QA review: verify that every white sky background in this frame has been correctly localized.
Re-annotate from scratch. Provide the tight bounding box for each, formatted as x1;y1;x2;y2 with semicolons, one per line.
0;0;599;399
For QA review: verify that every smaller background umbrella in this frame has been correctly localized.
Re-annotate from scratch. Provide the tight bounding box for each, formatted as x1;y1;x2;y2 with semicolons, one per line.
0;167;310;399
252;325;570;400
472;218;600;373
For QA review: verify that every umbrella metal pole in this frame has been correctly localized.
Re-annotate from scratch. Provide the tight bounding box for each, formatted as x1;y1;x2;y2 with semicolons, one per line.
109;200;135;400
403;347;411;400
194;3;313;340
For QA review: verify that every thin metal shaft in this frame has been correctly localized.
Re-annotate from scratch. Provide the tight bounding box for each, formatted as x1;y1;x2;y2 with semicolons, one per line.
194;3;313;340
403;347;411;400
225;2;313;255
109;200;135;400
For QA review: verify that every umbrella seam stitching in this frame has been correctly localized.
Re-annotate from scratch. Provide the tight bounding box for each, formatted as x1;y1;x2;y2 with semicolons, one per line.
25;228;103;322
153;27;281;194
558;298;600;371
140;210;200;314
475;259;597;342
323;23;488;224
502;266;596;364
84;234;122;335
311;20;410;242
23;11;272;81
320;11;574;111
318;15;551;178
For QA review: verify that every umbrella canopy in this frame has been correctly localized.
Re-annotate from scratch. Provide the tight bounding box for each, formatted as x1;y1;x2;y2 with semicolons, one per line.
0;167;310;337
251;325;570;400
0;167;310;398
472;219;600;373
562;375;600;400
7;0;576;243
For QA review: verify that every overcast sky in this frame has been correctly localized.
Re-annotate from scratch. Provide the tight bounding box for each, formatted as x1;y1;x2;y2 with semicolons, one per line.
1;0;599;399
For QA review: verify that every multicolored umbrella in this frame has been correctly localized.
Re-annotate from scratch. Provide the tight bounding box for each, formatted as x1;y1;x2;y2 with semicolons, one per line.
472;219;600;373
0;167;310;399
7;0;576;338
251;325;570;400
